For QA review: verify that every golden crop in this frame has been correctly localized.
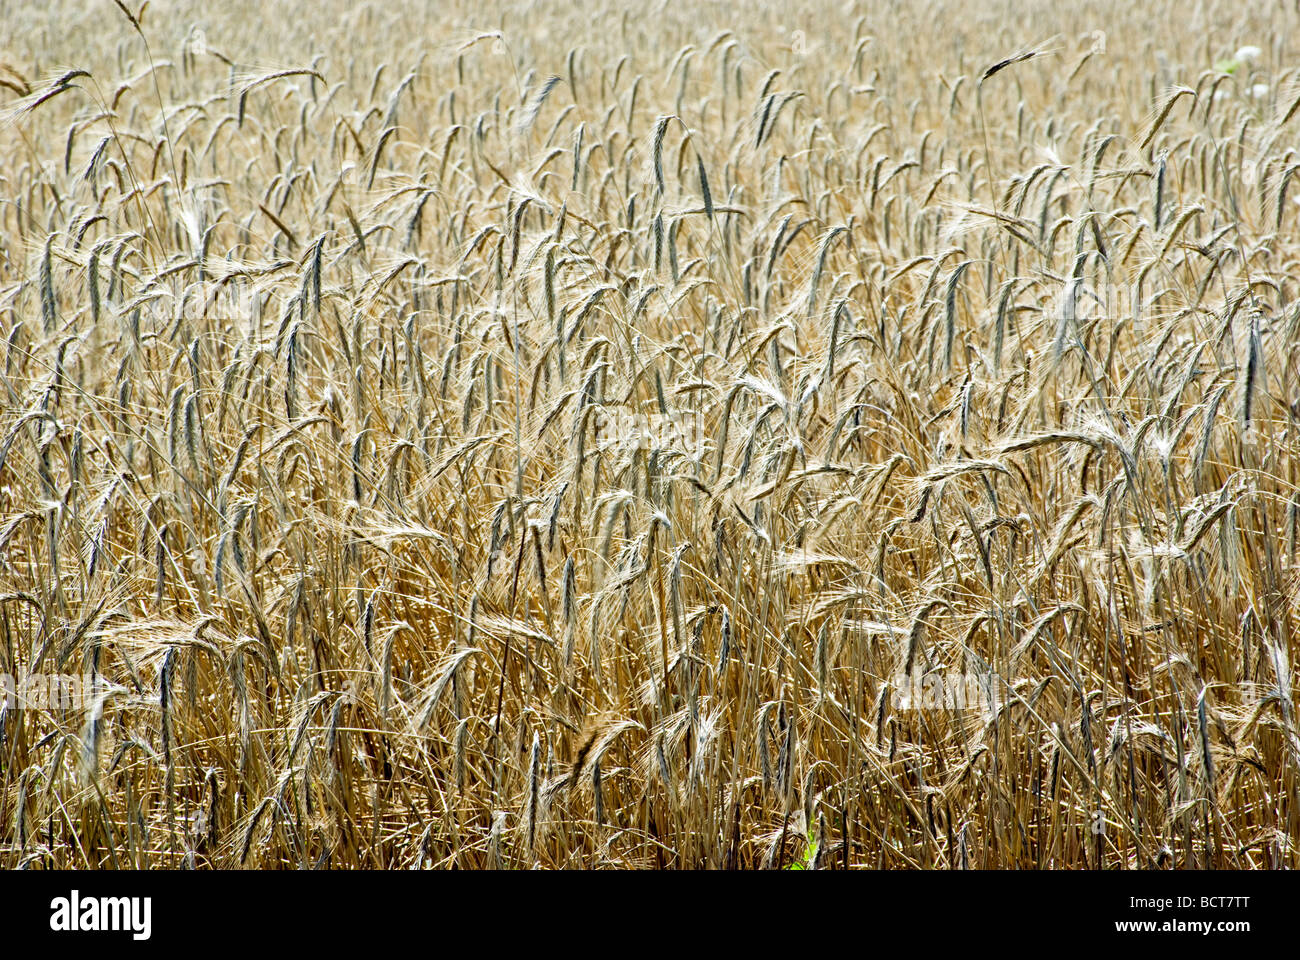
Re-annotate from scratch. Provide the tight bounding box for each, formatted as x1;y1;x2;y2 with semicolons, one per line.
0;0;1296;868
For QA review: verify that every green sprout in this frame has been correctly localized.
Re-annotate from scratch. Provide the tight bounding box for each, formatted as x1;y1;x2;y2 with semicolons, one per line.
787;835;819;870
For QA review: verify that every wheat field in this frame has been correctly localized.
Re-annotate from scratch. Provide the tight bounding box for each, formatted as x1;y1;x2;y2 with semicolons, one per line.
0;0;1297;869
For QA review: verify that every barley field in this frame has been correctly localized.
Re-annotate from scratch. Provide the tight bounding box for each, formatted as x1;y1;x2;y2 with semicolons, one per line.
1;0;1297;869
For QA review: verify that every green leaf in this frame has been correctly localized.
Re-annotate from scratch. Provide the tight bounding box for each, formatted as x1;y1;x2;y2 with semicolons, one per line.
786;835;819;869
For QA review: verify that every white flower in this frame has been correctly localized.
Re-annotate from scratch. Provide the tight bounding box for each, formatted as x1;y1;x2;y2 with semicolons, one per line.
1251;83;1269;99
1236;45;1262;62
